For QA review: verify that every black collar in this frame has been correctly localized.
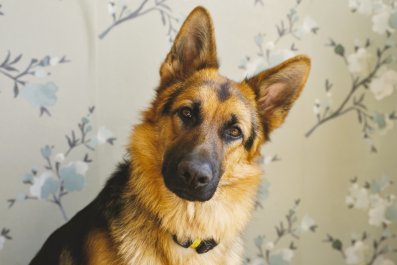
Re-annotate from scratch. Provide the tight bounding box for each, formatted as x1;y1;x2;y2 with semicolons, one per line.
172;235;218;254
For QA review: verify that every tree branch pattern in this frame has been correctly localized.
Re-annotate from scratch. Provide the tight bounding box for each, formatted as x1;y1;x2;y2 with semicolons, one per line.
7;107;116;221
0;228;11;251
99;0;179;41
325;176;397;265
244;200;317;265
0;51;69;116
306;1;397;152
239;0;318;77
306;39;397;152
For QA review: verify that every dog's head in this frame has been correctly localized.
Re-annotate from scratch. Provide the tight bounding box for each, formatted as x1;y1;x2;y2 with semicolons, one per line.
133;7;310;203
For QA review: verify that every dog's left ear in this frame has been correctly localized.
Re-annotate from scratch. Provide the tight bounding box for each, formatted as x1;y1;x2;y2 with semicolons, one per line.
244;55;311;136
159;6;218;87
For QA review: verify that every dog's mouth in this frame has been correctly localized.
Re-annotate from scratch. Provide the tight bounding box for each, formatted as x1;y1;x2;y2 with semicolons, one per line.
167;185;218;202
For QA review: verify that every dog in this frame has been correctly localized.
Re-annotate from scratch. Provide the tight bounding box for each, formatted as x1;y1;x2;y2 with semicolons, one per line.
29;6;310;265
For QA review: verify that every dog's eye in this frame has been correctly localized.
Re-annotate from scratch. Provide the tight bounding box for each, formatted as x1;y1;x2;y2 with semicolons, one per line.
225;126;242;139
179;107;193;120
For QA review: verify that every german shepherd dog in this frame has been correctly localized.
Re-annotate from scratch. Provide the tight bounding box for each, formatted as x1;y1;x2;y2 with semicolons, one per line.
30;6;310;265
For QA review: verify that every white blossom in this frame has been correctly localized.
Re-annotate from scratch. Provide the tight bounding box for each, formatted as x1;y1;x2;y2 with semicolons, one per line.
263;41;275;51
368;194;391;226
313;98;321;114
29;171;54;199
107;0;116;15
300;215;316;232
301;16;318;33
281;248;294;262
54;153;65;163
372;6;394;34
0;235;5;250
369;69;397;100
347;48;372;74
263;155;276;165
344;241;368;265
345;183;369;209
97;126;114;144
33;69;48;78
49;57;60;66
348;0;374;15
268;49;295;67
244;57;267;77
374;256;396;265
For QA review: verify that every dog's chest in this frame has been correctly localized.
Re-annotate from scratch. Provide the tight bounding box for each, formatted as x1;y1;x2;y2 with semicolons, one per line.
121;236;243;265
165;237;244;265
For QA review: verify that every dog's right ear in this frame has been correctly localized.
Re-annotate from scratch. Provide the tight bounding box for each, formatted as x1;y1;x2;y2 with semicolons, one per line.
159;6;218;88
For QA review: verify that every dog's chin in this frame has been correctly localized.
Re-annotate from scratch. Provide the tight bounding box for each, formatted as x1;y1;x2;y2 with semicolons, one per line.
169;187;216;202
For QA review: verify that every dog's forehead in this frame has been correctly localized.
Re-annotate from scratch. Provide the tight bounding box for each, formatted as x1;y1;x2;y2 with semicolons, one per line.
161;70;257;120
184;72;251;105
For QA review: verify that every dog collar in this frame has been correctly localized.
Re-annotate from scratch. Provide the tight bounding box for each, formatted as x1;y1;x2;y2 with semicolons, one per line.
172;235;218;254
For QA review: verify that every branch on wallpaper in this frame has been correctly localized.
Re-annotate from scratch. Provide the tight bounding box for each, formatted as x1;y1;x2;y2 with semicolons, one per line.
244;200;317;265
305;38;397;152
0;228;11;251
99;0;179;41
239;0;318;77
7;107;116;221
306;0;397;152
324;176;397;265
0;51;69;116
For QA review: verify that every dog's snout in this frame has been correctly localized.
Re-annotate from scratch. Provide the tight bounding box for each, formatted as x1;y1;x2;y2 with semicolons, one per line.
162;143;221;201
178;161;213;189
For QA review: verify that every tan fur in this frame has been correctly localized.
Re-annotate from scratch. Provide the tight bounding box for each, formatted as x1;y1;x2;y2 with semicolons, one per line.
86;230;121;265
82;6;311;265
59;250;74;265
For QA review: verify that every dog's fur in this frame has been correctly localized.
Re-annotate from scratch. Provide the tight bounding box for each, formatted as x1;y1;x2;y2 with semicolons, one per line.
29;6;310;265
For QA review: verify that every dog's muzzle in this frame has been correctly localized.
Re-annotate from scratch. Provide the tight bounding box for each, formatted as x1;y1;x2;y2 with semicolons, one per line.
162;146;221;202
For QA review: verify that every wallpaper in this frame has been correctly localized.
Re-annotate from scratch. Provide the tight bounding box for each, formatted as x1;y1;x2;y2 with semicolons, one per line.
0;0;396;264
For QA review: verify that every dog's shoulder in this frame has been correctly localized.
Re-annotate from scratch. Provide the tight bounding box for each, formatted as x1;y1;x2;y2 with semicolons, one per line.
29;160;132;265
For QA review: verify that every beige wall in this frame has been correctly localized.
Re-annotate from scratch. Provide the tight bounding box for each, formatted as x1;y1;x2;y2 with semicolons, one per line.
0;0;396;264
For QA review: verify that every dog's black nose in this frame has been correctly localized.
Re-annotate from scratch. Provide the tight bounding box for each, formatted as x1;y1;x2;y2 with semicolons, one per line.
177;160;213;189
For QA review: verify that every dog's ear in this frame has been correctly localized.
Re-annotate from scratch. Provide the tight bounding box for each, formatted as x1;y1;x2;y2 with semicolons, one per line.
244;55;311;136
159;6;218;87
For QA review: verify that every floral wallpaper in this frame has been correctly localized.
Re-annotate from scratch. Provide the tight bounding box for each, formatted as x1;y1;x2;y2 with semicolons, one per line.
0;0;396;264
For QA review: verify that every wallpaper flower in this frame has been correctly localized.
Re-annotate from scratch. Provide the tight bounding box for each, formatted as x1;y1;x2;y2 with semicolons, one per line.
0;52;69;116
0;0;396;264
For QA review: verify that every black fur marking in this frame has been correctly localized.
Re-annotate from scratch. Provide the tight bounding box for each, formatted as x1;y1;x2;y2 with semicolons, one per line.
29;161;131;265
217;82;231;102
244;125;257;150
162;86;186;115
220;114;240;143
177;101;203;129
262;119;271;142
190;101;203;127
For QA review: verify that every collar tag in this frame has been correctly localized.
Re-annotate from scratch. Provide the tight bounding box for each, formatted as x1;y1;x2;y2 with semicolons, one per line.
172;235;218;254
189;239;202;249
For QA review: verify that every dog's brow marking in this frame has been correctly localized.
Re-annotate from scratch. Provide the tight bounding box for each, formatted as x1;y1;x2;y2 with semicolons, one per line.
217;82;231;102
244;125;257;150
162;86;186;115
219;114;238;140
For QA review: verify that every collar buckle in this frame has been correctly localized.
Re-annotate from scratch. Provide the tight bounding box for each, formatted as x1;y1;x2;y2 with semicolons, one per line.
172;235;218;254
